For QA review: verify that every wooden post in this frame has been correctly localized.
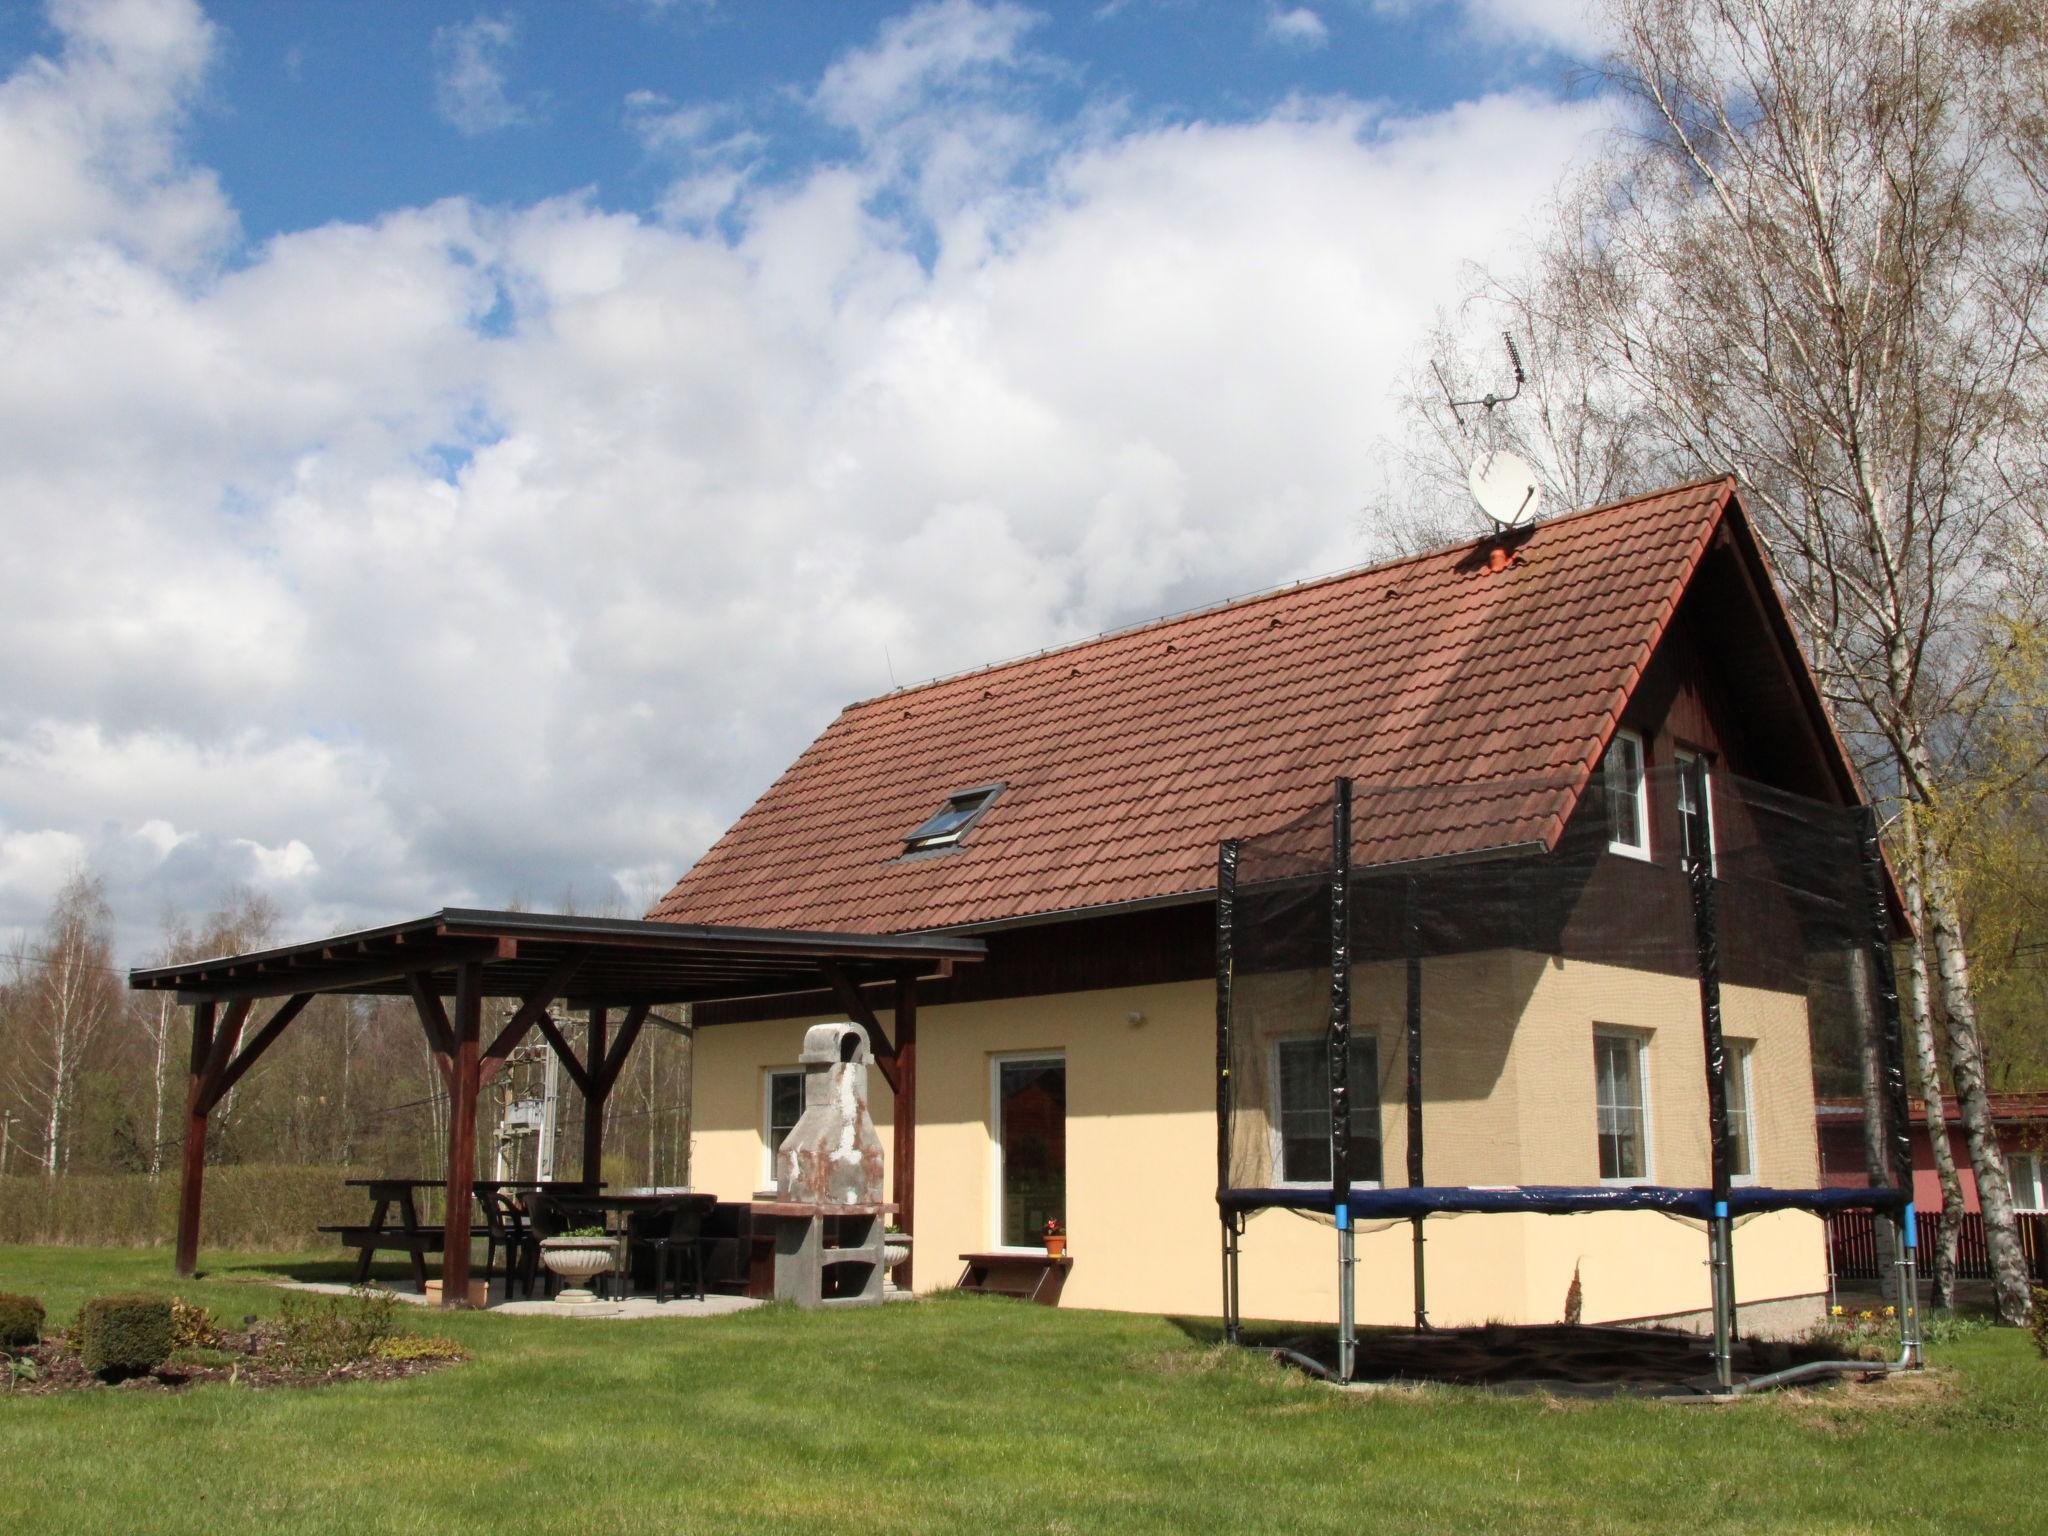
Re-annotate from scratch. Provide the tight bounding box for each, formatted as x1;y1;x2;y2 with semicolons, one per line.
582;1006;608;1185
892;971;918;1288
173;999;218;1278
440;963;483;1308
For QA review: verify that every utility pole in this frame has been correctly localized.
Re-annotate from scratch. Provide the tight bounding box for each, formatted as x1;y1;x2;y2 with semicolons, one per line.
535;1030;559;1184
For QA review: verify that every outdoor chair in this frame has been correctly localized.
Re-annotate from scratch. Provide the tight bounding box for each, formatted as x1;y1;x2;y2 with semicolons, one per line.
627;1201;709;1303
480;1189;537;1297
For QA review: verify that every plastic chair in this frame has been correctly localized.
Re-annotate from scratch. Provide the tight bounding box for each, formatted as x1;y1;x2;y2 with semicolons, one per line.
628;1201;708;1303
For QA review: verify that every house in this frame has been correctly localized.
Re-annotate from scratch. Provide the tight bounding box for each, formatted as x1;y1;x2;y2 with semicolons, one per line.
1819;1093;2048;1215
650;476;1883;1328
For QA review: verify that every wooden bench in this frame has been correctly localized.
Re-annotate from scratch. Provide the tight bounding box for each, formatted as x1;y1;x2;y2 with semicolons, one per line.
955;1252;1072;1305
318;1224;462;1289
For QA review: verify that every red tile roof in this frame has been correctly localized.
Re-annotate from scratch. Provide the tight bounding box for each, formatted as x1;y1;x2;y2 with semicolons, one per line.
651;477;1741;933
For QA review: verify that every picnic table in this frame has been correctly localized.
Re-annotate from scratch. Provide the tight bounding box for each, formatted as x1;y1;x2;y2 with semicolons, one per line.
322;1178;453;1289
323;1178;603;1289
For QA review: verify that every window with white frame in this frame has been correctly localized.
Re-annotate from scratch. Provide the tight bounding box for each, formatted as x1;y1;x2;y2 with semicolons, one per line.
1676;749;1716;873
2012;1151;2047;1213
1725;1040;1757;1182
1605;729;1650;858
1594;1030;1651;1182
1272;1035;1382;1186
762;1068;804;1180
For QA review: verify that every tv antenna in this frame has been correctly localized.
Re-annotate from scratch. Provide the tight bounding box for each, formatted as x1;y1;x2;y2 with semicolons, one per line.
1431;331;1526;437
1432;332;1542;530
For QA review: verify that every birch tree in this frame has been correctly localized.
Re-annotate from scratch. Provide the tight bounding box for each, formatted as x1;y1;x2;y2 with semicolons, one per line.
5;870;117;1176
1389;0;2047;1320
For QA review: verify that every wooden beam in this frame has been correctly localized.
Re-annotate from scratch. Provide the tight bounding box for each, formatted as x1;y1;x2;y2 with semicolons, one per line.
202;999;253;1083
582;1007;608;1183
439;961;484;1308
174;1000;219;1277
202;993;314;1114
532;1011;593;1095
892;969;918;1288
597;1003;650;1098
406;973;457;1092
820;961;898;1091
149;938;506;1002
478;954;585;1088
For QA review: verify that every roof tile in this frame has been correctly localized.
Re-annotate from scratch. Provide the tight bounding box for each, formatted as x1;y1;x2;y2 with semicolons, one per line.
652;478;1736;932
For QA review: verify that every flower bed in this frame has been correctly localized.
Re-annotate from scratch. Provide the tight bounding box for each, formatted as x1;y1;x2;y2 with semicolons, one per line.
0;1290;465;1397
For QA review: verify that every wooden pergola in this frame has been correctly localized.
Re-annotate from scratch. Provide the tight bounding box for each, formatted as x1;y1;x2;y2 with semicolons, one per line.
128;908;984;1304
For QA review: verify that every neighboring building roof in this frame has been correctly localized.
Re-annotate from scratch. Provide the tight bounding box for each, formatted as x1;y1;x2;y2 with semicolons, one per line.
1817;1094;2048;1128
652;475;1841;934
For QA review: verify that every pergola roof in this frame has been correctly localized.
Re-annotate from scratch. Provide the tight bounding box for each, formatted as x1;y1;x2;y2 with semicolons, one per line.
128;906;985;1007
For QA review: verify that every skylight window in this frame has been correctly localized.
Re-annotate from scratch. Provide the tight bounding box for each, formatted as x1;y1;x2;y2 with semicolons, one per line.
902;784;1002;855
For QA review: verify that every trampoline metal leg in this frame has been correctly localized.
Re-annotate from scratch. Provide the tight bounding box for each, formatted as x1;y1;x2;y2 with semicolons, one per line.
1709;1214;1734;1392
1896;1206;1923;1369
1222;1214;1242;1346
1337;1212;1356;1384
1411;1215;1428;1330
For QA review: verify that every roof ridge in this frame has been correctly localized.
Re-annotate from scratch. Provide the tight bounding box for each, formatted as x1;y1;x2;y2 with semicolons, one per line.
849;474;1738;710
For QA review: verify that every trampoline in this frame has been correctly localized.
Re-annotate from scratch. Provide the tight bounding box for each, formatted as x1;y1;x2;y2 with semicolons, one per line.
1214;765;1923;1392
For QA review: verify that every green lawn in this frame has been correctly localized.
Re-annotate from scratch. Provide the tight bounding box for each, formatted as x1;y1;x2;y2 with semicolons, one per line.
0;1246;2042;1535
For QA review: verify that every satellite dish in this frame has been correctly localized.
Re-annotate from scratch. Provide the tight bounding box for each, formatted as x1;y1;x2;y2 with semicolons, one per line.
1467;449;1542;529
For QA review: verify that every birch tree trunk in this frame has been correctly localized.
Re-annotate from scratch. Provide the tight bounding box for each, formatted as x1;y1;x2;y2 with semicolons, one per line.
1900;808;1965;1308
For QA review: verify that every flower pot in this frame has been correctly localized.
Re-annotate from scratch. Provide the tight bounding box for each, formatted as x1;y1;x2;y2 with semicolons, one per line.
423;1278;489;1308
1044;1234;1067;1259
539;1236;617;1305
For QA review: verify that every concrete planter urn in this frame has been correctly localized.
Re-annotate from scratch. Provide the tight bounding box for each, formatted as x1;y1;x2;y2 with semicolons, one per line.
882;1231;912;1297
539;1235;617;1305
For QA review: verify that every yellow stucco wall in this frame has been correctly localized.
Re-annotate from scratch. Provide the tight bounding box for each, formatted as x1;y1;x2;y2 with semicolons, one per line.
687;955;1827;1323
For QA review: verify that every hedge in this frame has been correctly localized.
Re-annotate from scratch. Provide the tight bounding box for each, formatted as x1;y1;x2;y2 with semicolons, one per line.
77;1294;174;1378
0;1166;368;1250
0;1293;42;1347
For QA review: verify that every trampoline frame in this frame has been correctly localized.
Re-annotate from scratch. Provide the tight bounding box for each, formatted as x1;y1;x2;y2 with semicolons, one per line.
1215;783;1923;1391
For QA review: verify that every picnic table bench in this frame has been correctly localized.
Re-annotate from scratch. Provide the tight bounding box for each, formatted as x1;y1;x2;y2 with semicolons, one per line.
321;1178;472;1289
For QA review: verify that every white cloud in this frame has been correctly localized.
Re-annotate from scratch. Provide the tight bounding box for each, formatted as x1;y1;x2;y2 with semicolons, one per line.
1374;0;1608;57
0;0;1605;958
431;12;532;137
1266;7;1330;49
814;0;1044;138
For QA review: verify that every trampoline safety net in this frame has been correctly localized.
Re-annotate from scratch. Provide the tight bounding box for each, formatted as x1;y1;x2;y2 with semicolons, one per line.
1214;764;1920;1381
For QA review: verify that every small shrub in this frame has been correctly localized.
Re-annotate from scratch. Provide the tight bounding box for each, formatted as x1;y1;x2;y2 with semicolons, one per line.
169;1296;219;1350
371;1334;465;1363
0;1294;43;1348
2032;1288;2048;1362
272;1287;399;1371
77;1294;174;1379
3;1351;40;1390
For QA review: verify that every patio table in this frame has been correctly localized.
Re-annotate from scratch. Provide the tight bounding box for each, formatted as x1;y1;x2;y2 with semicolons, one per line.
534;1190;717;1298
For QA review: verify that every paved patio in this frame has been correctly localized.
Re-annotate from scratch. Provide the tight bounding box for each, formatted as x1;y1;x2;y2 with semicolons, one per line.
282;1278;765;1320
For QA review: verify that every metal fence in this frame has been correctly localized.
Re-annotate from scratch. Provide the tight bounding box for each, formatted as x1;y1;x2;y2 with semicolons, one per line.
1827;1208;2048;1284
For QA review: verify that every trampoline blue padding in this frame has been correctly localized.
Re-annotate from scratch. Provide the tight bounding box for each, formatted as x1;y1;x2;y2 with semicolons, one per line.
1218;1184;1909;1220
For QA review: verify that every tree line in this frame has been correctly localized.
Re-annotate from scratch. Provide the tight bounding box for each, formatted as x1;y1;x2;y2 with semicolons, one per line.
0;872;693;1193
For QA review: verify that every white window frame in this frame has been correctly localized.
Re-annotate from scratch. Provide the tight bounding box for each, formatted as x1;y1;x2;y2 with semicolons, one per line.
1593;1027;1655;1185
1676;747;1717;874
1725;1039;1758;1186
1267;1034;1383;1190
1605;728;1652;861
760;1066;804;1186
2012;1150;2047;1213
989;1051;1065;1253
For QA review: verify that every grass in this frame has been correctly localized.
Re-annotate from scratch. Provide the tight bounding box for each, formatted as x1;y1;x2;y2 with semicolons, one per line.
1;1246;2044;1535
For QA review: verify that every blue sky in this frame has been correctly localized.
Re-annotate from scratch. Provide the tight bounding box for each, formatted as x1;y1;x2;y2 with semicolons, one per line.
0;0;1609;956
1;1;1591;246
